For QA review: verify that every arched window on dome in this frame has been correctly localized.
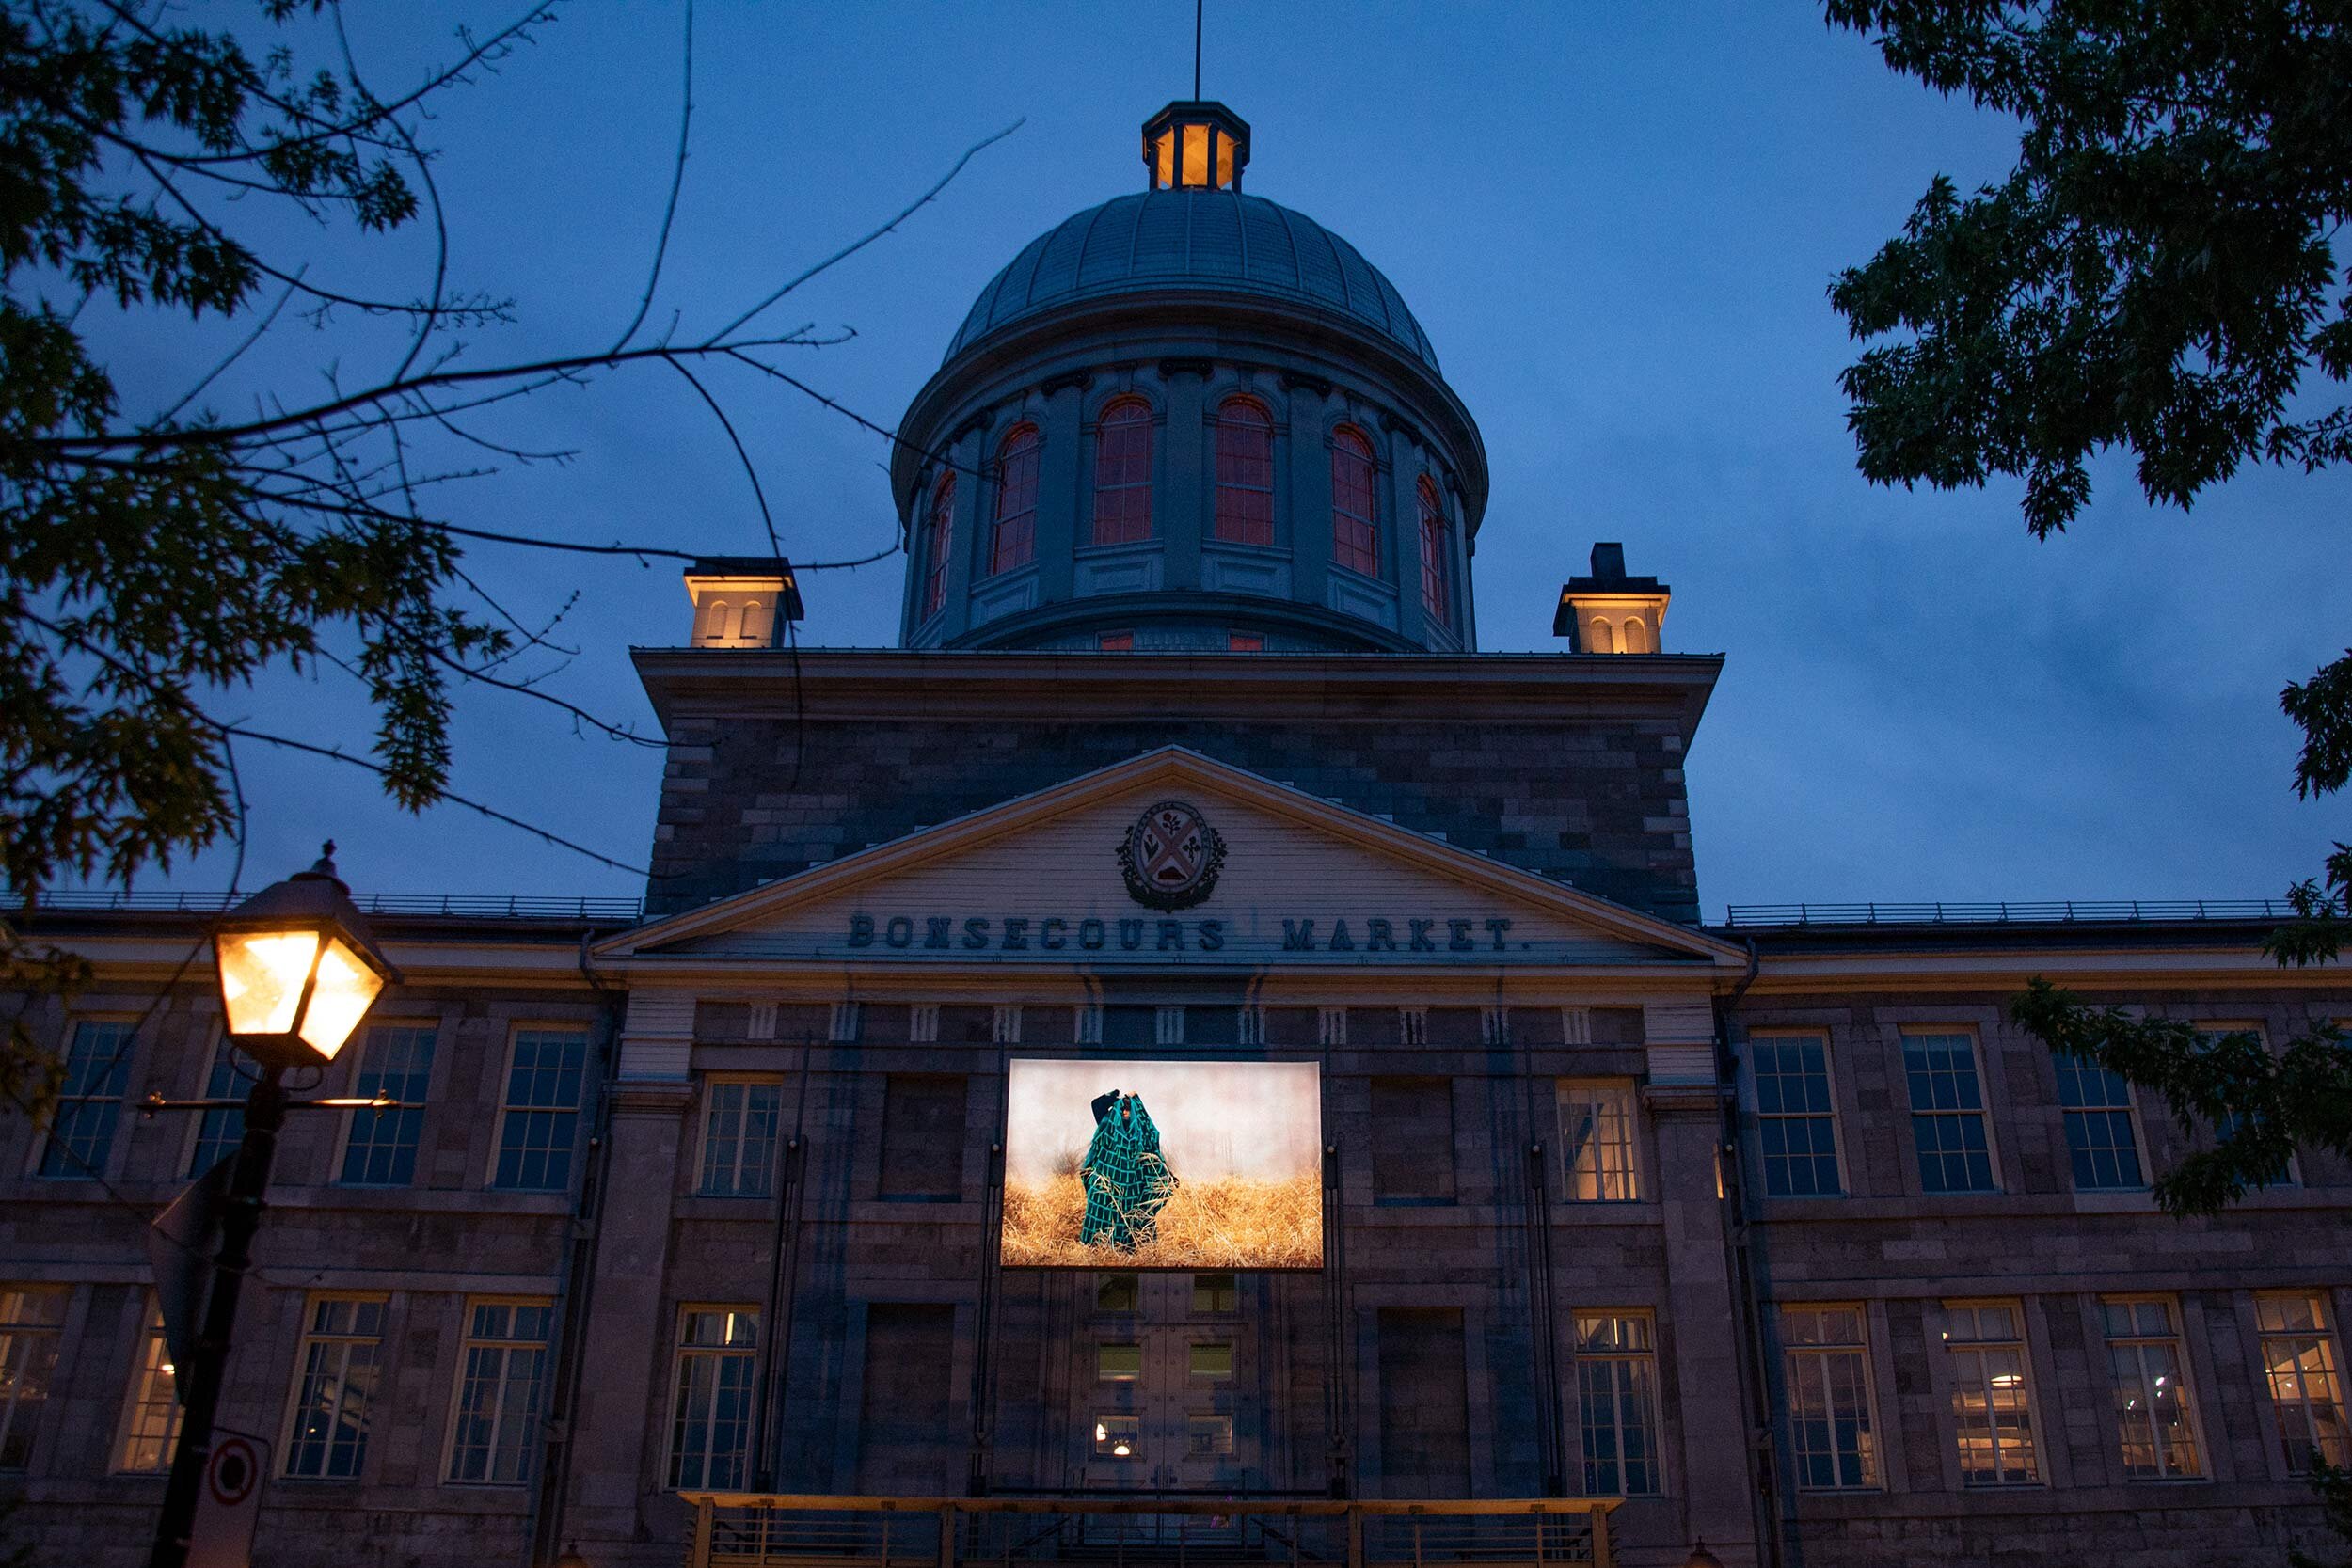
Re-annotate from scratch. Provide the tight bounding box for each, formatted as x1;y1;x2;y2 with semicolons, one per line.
1213;399;1275;546
1330;427;1378;578
990;424;1041;575
1091;398;1153;546
1417;476;1452;629
922;473;955;620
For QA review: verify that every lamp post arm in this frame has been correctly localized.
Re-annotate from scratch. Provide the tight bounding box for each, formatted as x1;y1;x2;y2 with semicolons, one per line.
150;1060;288;1568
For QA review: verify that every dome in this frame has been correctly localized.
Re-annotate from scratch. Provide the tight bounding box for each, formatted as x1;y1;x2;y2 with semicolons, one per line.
946;188;1440;372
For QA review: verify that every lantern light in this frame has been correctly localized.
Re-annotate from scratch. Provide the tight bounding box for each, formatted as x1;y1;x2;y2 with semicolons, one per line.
212;843;400;1069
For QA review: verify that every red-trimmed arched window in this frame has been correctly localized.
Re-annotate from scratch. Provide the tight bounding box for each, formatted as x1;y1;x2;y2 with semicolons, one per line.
1417;476;1451;628
921;473;955;619
1212;398;1275;546
1091;398;1154;546
989;424;1041;575
1330;427;1378;577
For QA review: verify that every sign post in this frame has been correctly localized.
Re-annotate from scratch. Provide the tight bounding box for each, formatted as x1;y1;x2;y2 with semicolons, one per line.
187;1429;268;1568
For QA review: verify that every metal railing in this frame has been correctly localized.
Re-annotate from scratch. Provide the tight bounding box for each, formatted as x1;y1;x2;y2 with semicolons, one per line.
675;1496;1619;1568
8;889;644;921
1720;897;2296;928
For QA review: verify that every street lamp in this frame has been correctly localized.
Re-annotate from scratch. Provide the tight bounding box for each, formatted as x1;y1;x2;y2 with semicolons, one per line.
151;845;399;1568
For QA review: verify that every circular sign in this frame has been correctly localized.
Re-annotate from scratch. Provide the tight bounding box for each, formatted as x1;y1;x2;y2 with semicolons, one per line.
208;1434;260;1507
1116;800;1226;911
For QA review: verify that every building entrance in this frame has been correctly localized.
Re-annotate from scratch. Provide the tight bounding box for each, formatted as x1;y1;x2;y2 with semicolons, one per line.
1077;1272;1249;1492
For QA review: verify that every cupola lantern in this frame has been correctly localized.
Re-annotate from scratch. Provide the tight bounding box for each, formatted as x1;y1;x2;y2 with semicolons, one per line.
1142;101;1250;191
1554;542;1672;655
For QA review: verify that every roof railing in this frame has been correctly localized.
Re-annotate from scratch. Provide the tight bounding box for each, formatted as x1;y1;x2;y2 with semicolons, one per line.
9;890;644;922
1720;898;2296;928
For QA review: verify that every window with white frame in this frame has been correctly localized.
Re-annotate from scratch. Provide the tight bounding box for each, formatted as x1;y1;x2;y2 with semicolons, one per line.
1574;1313;1661;1496
187;1036;248;1177
2196;1027;2297;1187
2257;1291;2352;1474
2103;1297;2202;1480
666;1307;758;1489
699;1078;782;1197
492;1028;589;1191
340;1023;436;1186
1750;1034;1843;1196
447;1299;552;1485
1940;1301;2040;1486
1559;1081;1640;1201
0;1287;66;1471
2053;1052;2145;1190
117;1297;182;1472
40;1019;132;1177
282;1294;387;1480
1900;1031;1995;1194
1783;1305;1878;1490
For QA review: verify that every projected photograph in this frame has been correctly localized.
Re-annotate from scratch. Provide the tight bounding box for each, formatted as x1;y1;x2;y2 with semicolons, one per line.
1001;1059;1323;1270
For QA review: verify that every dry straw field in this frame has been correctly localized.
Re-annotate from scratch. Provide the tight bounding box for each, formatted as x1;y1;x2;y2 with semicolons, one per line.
1001;1172;1322;1269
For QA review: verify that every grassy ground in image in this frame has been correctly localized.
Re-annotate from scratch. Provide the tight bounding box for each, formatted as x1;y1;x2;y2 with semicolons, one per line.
1001;1172;1322;1269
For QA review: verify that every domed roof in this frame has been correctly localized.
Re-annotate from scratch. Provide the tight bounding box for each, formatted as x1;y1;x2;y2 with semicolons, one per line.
946;188;1439;372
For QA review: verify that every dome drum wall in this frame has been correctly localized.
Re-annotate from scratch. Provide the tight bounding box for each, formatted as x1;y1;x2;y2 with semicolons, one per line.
897;251;1487;656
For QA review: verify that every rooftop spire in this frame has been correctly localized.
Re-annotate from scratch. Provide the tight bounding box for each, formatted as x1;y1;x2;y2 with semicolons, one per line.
1140;101;1250;191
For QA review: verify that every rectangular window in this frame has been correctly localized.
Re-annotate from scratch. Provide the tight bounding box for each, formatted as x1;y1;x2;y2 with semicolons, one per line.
1576;1313;1662;1496
282;1295;387;1481
1559;1080;1641;1201
1097;1343;1142;1383
187;1037;247;1176
2197;1028;2298;1187
1227;633;1263;652
698;1078;782;1197
340;1023;436;1186
1751;1034;1842;1196
1190;1342;1234;1380
2054;1052;2145;1190
1186;1413;1235;1458
1192;1274;1238;1315
879;1073;965;1200
1783;1305;1878;1491
666;1307;758;1490
1901;1031;1995;1194
0;1287;66;1471
447;1299;552;1485
1370;1075;1455;1202
1094;1413;1141;1459
2103;1297;2202;1481
40;1019;132;1177
1941;1301;2040;1486
492;1028;588;1191
1097;631;1135;652
118;1298;183;1472
1096;1275;1138;1313
2258;1292;2352;1473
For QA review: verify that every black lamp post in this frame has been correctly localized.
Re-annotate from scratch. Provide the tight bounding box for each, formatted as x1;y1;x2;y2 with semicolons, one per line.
150;845;398;1568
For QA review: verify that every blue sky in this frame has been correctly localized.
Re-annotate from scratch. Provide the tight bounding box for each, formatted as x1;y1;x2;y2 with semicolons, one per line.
98;2;2347;917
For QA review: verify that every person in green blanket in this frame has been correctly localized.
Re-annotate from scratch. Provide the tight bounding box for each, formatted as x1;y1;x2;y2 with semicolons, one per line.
1080;1089;1179;1248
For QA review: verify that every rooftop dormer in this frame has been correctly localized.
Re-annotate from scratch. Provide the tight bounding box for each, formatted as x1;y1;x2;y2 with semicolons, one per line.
683;557;803;649
1141;100;1250;191
1554;543;1670;654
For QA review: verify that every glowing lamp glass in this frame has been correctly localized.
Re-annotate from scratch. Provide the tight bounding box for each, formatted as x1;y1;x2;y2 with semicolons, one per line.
216;931;322;1037
299;937;386;1057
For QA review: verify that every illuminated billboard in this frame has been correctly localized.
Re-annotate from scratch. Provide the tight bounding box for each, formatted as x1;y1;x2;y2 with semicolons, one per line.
1001;1058;1323;1270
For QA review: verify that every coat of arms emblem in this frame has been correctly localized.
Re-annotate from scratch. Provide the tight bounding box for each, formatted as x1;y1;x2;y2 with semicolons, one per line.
1116;800;1226;911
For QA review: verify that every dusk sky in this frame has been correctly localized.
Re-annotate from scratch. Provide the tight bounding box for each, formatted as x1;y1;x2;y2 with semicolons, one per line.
97;2;2347;918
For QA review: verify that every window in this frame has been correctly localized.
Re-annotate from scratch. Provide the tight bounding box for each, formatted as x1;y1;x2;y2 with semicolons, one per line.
699;1078;782;1197
990;423;1041;574
1371;1076;1455;1202
118;1298;183;1472
1940;1302;2040;1486
1783;1306;1878;1491
1097;631;1135;651
2257;1292;2351;1473
879;1073;965;1199
1091;398;1153;545
666;1307;758;1489
0;1287;65;1470
921;474;955;619
1212;399;1275;546
1330;426;1378;575
1416;476;1450;627
187;1037;247;1176
1095;1274;1137;1313
1560;1081;1641;1201
1751;1034;1842;1196
1187;1413;1235;1457
1900;1031;1995;1194
1093;1414;1140;1459
2197;1027;2297;1186
492;1028;588;1191
2103;1297;2202;1480
340;1023;436;1186
283;1295;386;1480
1193;1274;1238;1314
1227;632;1263;651
40;1019;132;1177
448;1300;552;1485
1097;1343;1142;1382
1191;1342;1233;1380
1575;1313;1661;1496
2054;1051;2145;1190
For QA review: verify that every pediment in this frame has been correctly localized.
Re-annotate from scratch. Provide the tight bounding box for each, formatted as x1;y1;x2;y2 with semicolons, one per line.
600;748;1740;970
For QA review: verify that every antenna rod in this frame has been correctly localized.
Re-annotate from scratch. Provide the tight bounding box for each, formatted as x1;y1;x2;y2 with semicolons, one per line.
1193;0;1202;99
